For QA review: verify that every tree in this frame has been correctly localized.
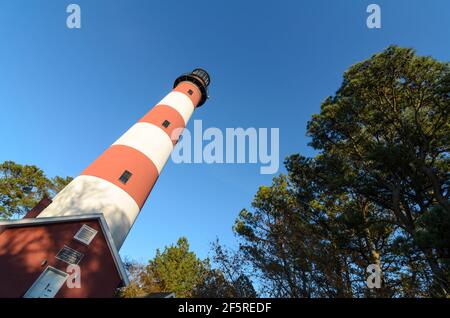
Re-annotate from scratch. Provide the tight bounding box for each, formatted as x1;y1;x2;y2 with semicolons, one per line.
120;237;209;298
120;237;257;298
0;161;73;220
307;46;449;295
193;240;257;298
234;157;401;297
233;46;449;297
147;237;209;297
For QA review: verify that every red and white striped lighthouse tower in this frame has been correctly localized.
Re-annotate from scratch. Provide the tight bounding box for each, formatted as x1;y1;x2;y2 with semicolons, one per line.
38;68;211;250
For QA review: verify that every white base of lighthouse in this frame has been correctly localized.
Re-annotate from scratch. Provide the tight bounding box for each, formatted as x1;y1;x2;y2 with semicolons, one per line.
37;175;140;249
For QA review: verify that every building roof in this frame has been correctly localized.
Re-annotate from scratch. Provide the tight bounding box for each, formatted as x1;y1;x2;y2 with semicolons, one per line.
0;213;130;286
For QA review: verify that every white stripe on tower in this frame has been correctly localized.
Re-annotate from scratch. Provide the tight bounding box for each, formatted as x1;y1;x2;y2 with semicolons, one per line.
157;91;195;124
37;69;210;250
38;175;140;247
113;122;173;173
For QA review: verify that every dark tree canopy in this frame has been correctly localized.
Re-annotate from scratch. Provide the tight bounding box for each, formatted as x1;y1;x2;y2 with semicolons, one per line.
307;46;449;233
233;46;449;297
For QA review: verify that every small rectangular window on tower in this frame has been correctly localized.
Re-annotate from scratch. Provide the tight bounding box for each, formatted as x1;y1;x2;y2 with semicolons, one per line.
162;120;171;128
188;89;193;95
119;170;132;184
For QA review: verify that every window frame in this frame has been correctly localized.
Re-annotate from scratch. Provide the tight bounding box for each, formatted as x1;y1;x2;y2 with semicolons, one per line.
119;170;133;185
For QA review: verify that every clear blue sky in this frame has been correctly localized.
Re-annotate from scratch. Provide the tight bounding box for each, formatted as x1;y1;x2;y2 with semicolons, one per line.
0;0;449;264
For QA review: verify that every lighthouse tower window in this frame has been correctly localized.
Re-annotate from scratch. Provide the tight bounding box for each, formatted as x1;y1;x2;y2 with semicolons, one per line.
162;120;171;128
187;89;194;95
119;170;132;184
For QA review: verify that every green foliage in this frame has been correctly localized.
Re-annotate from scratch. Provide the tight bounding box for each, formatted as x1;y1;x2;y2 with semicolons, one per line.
307;45;449;295
0;161;73;219
233;46;449;297
120;237;256;298
234;158;398;297
148;237;209;297
307;46;449;232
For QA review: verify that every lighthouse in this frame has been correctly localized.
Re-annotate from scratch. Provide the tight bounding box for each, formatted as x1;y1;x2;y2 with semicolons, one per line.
0;69;211;297
38;68;210;250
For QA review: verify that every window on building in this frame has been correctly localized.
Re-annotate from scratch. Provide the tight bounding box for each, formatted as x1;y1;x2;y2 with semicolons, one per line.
55;246;84;265
74;224;98;245
119;170;132;184
188;89;193;95
162;120;171;128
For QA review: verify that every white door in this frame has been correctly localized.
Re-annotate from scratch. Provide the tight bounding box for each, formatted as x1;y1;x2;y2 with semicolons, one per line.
23;267;68;298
